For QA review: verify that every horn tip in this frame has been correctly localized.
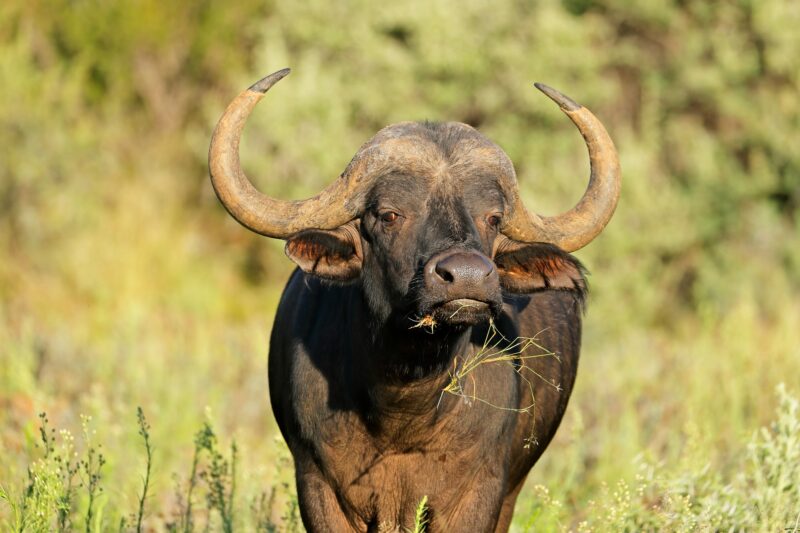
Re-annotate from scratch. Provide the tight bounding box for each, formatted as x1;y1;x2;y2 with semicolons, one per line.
249;68;291;94
534;82;581;111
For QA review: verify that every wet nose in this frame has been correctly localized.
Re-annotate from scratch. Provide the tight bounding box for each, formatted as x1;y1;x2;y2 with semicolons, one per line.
426;251;497;293
435;252;494;284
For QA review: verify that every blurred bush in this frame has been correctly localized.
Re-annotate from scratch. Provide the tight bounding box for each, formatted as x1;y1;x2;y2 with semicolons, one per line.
2;0;797;324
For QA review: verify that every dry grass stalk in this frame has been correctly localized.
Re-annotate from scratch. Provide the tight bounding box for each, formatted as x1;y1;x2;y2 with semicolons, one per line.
440;319;562;447
410;314;438;333
409;302;483;334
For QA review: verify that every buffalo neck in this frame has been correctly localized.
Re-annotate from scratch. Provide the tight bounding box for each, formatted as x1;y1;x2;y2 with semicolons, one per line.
347;287;474;420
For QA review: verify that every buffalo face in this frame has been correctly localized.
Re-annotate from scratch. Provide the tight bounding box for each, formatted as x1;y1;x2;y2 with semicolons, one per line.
284;122;586;330
209;69;617;331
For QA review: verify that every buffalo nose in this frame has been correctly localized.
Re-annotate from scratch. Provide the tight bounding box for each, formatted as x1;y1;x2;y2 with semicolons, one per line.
432;252;495;287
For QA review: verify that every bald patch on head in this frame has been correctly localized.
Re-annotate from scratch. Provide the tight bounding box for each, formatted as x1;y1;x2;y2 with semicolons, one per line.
347;122;516;191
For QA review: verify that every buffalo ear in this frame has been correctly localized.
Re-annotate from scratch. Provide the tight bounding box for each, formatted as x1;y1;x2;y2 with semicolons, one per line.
285;221;362;282
494;239;587;295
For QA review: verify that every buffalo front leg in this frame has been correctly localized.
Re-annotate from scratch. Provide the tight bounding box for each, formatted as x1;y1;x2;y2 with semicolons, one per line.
295;462;362;533
434;477;506;532
492;480;525;533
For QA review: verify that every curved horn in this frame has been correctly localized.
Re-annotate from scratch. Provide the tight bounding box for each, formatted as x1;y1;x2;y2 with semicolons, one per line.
209;68;357;239
502;83;621;252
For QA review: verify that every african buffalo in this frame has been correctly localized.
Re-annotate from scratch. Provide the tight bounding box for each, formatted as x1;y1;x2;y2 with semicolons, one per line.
209;68;620;532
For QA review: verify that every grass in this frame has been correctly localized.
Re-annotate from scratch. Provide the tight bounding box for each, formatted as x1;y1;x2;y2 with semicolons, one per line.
0;414;100;532
410;314;438;333
410;495;429;533
510;298;800;531
526;385;800;531
440;320;561;447
2;384;799;530
0;411;301;532
134;408;152;533
442;320;560;402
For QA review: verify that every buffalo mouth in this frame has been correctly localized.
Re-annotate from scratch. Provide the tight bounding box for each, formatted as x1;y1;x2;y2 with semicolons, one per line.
428;298;497;327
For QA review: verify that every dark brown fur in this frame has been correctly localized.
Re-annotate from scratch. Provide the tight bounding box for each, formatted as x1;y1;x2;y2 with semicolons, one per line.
270;122;587;532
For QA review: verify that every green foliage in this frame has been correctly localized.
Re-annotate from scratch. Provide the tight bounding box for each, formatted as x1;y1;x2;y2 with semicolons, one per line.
78;415;106;533
410;495;429;533
0;413;102;532
133;407;152;533
1;0;799;530
518;385;800;531
248;443;302;533
195;422;236;532
1;413;301;532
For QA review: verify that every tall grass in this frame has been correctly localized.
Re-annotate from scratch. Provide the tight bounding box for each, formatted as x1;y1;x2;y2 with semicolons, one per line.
516;385;800;531
0;412;301;532
2;385;798;530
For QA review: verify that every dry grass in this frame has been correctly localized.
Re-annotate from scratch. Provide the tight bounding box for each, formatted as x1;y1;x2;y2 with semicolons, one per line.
409;315;438;333
440;320;561;447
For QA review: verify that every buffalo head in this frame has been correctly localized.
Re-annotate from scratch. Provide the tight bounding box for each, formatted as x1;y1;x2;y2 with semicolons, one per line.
209;68;620;330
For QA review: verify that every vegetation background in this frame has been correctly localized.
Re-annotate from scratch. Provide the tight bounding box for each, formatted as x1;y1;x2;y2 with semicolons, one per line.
1;0;798;530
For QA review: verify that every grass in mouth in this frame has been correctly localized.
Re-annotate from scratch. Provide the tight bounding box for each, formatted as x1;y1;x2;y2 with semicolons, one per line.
410;314;438;333
440;319;562;448
409;311;563;447
409;301;483;333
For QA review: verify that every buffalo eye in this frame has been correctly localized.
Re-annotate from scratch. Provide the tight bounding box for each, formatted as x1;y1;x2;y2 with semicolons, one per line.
379;211;400;225
486;214;502;229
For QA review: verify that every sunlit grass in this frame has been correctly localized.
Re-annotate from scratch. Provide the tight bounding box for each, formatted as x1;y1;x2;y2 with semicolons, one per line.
512;298;800;530
516;385;800;531
410;495;429;533
0;411;301;531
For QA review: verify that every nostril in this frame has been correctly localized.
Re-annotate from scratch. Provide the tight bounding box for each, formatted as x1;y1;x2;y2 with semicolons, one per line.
435;263;455;283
